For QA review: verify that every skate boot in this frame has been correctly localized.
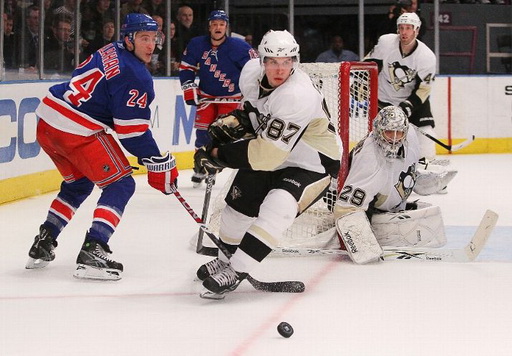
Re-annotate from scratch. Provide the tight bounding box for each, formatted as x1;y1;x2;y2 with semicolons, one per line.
26;225;58;269
200;263;247;299
196;257;228;281
73;240;123;281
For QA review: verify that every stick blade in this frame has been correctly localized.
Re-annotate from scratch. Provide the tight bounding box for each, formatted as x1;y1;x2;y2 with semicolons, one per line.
246;275;305;293
463;209;498;261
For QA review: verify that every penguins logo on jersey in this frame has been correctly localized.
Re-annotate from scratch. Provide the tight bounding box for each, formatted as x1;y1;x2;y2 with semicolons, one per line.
394;164;416;201
387;62;416;91
229;185;242;201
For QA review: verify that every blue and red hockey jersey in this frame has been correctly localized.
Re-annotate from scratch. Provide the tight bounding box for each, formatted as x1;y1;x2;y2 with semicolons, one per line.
36;41;160;160
179;36;258;98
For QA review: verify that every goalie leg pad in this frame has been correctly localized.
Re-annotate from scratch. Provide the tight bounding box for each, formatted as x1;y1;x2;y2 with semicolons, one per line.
371;203;446;247
335;210;383;264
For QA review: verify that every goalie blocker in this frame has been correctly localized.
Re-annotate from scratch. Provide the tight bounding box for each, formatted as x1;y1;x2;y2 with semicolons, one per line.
336;203;446;264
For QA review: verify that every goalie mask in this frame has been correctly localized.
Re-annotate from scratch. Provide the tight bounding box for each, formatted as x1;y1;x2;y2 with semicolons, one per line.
258;30;300;77
372;106;409;159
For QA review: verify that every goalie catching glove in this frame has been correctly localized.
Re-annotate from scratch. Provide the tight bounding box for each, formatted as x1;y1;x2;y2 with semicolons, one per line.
194;144;226;175
208;106;256;145
141;152;179;194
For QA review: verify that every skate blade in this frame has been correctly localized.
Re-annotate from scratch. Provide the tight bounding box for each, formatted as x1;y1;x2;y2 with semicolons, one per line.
73;264;122;281
199;289;226;300
192;181;202;188
25;257;50;269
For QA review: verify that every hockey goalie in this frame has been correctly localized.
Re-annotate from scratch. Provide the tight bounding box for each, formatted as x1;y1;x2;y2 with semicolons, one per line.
333;106;449;264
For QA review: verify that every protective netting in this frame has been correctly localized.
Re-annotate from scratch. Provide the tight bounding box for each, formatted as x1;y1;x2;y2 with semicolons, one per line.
204;62;377;251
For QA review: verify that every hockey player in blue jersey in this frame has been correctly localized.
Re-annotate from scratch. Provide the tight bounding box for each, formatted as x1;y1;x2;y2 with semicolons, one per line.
179;9;258;187
25;14;179;280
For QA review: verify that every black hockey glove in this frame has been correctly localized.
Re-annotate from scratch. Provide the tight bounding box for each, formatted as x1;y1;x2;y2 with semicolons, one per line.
194;144;226;175
399;100;413;118
208;108;256;145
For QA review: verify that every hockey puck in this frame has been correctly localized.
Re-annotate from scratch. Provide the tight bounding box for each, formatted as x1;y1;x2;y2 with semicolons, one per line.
277;322;294;338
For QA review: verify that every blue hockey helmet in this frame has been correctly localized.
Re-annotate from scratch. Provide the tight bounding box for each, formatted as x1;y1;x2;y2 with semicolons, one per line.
208;10;229;24
120;13;158;42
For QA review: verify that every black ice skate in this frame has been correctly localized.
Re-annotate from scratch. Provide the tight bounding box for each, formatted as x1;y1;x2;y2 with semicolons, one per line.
200;264;247;299
196;257;228;281
26;225;58;269
73;240;123;281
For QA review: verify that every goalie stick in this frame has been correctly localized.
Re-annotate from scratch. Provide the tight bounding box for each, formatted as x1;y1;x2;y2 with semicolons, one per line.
172;189;305;293
416;127;475;152
269;209;498;262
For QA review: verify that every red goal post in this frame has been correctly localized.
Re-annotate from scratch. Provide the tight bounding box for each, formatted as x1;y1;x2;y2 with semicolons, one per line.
338;61;379;188
198;61;379;254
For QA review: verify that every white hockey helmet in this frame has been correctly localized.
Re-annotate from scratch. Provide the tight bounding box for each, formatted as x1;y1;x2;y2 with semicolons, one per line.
372;106;409;159
258;30;300;62
397;12;421;30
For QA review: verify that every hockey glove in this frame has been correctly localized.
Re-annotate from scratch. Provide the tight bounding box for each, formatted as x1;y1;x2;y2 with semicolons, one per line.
194;145;226;175
399;100;413;118
142;152;179;195
182;81;199;106
208;109;256;145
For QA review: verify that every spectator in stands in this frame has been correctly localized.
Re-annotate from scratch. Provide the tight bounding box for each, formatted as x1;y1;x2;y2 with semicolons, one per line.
84;19;115;57
143;0;166;19
44;14;76;74
245;34;254;48
121;0;149;20
3;13;17;68
315;35;359;63
174;4;200;59
148;15;165;74
81;0;115;43
53;0;75;32
43;0;57;34
16;5;40;70
155;20;179;76
378;0;426;40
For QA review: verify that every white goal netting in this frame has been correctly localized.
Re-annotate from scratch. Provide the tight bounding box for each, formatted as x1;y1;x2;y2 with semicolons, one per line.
201;62;378;252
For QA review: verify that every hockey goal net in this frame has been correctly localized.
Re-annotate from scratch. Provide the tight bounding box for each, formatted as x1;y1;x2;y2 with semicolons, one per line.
201;61;378;253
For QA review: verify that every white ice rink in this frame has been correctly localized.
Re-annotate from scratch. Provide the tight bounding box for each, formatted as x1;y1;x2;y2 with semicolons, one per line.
1;153;512;356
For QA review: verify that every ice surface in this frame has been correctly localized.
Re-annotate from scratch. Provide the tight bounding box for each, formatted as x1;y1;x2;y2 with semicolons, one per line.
1;154;511;356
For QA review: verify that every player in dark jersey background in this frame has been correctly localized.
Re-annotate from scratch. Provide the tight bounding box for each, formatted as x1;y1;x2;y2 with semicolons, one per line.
25;14;179;281
179;10;258;187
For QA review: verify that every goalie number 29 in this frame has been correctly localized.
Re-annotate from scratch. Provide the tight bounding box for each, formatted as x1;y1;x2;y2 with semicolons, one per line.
339;185;366;207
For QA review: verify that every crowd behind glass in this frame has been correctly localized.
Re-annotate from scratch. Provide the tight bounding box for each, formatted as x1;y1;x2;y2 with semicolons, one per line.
1;0;510;81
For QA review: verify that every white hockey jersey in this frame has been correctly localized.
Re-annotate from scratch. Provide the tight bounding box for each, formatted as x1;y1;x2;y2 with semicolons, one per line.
338;126;421;213
221;58;340;176
365;34;436;106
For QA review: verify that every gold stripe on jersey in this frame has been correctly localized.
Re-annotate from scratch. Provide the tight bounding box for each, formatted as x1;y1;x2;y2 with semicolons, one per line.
297;175;331;214
416;82;431;103
247;136;289;170
247;224;279;249
301;117;341;160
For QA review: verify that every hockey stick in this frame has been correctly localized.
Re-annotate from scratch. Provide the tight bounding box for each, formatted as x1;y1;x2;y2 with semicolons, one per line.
195;174;218;256
172;189;305;293
199;98;241;104
270;210;498;262
416;128;475;152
